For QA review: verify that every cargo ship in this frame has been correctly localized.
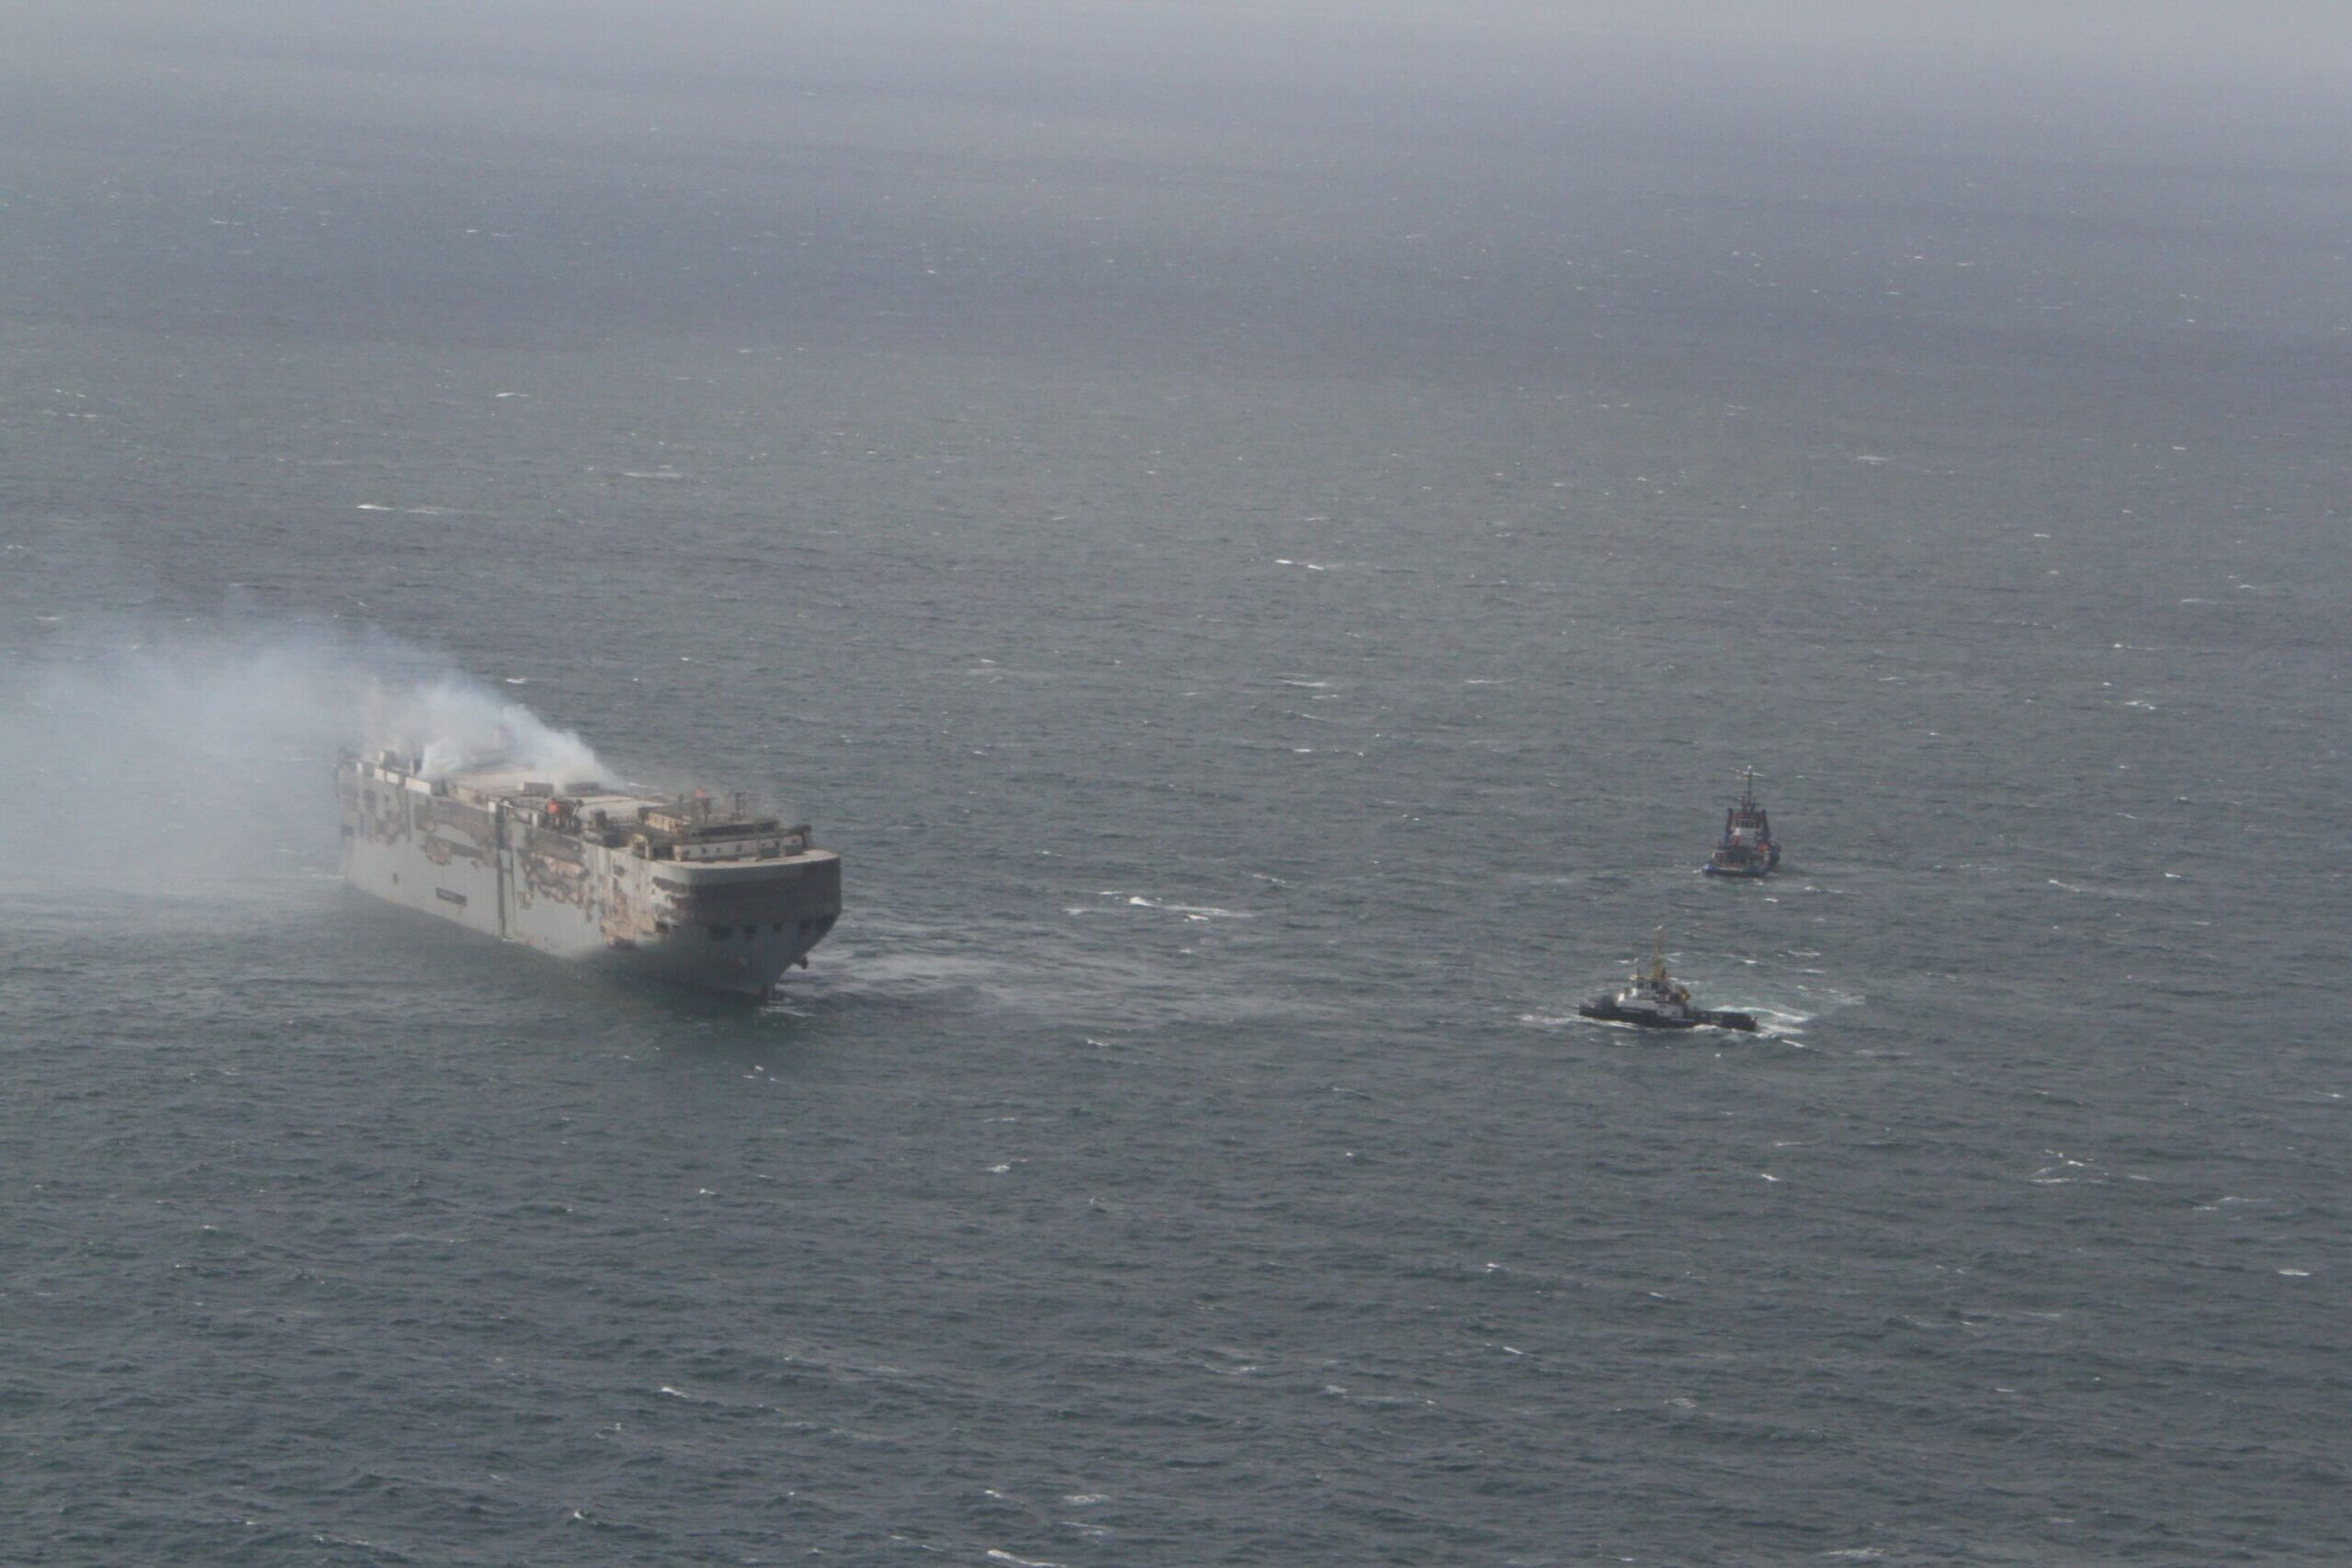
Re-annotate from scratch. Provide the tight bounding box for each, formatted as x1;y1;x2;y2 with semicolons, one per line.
1702;767;1780;878
338;750;840;998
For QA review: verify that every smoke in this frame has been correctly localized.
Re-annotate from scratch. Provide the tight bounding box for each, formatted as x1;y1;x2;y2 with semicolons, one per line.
361;676;606;785
0;622;609;898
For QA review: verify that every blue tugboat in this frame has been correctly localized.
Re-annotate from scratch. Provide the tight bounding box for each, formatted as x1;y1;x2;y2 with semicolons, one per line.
1702;768;1780;878
1577;929;1758;1032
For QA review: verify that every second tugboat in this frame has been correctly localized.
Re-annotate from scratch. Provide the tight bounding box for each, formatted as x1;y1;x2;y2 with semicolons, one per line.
1578;929;1758;1032
1703;767;1780;877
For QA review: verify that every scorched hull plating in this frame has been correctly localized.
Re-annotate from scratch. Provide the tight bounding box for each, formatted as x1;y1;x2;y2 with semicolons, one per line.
338;755;840;998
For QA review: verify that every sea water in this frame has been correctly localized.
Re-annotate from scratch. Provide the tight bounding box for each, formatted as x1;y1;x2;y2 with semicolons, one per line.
2;7;2346;1563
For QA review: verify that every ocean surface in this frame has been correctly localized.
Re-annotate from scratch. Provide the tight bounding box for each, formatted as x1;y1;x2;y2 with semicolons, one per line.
3;6;2347;1563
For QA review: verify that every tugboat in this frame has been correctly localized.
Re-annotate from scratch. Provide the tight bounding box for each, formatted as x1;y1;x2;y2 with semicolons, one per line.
1703;768;1780;878
1577;929;1758;1032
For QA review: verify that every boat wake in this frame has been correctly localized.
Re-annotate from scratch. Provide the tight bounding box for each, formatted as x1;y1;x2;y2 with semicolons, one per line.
772;908;1308;1031
1084;891;1256;920
1742;1006;1814;1039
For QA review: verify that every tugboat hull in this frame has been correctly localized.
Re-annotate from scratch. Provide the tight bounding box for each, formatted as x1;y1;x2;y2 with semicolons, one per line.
1702;847;1780;878
1578;999;1757;1032
1578;1000;1700;1029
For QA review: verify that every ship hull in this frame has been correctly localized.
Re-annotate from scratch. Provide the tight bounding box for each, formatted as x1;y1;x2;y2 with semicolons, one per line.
1578;1000;1702;1029
338;760;840;998
1577;998;1758;1032
1702;849;1779;878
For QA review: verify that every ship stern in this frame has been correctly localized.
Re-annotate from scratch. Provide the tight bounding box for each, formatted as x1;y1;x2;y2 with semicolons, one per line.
602;850;842;998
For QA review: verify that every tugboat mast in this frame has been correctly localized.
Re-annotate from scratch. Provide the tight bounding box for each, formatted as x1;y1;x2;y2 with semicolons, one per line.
1643;925;1668;984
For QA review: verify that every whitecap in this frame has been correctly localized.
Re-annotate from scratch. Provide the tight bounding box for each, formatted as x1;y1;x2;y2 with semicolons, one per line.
1116;894;1250;919
2029;1155;2109;1185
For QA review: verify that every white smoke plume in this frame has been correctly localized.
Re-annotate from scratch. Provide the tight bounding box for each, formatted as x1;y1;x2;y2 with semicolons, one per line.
0;622;610;898
361;677;607;786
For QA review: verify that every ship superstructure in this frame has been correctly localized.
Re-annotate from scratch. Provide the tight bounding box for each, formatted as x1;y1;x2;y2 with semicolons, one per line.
338;750;840;998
